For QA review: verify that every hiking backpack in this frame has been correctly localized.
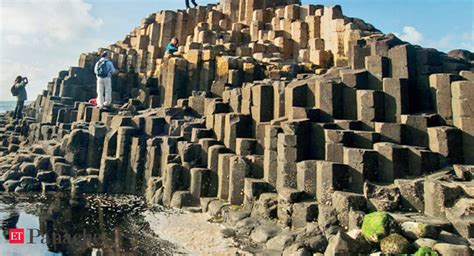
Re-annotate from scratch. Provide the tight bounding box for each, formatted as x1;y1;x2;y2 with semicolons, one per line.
96;59;110;78
11;84;18;96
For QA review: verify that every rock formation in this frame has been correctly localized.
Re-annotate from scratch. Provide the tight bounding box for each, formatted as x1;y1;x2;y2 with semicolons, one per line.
0;0;473;254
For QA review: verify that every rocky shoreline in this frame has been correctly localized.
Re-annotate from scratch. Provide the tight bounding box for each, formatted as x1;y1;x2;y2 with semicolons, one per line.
1;0;473;255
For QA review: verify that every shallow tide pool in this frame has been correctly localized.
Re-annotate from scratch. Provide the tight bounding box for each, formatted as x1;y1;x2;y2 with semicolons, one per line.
0;193;177;256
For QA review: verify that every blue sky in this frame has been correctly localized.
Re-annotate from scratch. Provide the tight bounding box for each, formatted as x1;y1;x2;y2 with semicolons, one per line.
0;0;472;101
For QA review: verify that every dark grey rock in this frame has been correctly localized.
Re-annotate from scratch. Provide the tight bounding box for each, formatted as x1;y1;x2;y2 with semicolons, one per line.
220;228;236;238
17;176;41;192
3;180;20;192
57;176;72;191
251;224;281;243
2;170;22;181
42;182;59;192
20;163;36;177
266;231;296;252
36;170;57;183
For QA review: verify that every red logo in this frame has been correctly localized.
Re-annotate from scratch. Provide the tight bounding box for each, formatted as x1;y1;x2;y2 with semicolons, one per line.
9;228;24;244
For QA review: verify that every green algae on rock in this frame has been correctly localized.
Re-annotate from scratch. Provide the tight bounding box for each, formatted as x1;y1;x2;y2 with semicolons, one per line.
413;246;439;256
361;212;398;243
380;233;410;254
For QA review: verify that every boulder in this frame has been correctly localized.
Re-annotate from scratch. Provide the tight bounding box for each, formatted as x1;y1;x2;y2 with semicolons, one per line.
250;224;281;243
433;243;472;256
361;212;399;243
57;176;72;191
17;177;41;192
42;182;59;192
2;170;22;181
266;231;296;252
401;221;440;240
413;246;438;256
324;231;359;256
294;224;328;253
54;162;73;176
251;193;278;219
34;155;51;170
220;228;235;238
3;180;20;192
413;238;438;249
445;198;474;239
282;243;311;256
170;191;194;208
20;163;36;177
71;175;100;195
364;182;401;211
380;233;410;254
36;171;57;183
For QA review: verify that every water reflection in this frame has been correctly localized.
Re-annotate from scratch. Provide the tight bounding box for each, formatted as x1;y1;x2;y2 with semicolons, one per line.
0;193;175;256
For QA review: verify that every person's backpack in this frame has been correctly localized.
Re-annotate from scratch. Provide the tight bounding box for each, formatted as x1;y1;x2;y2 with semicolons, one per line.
95;59;110;78
10;84;18;96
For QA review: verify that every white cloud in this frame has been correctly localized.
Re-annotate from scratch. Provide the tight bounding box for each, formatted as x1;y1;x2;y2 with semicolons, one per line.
0;0;106;101
1;0;103;45
395;26;473;53
395;26;424;45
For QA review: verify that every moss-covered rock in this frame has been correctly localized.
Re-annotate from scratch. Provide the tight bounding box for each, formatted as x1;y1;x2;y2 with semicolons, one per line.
401;221;440;240
361;212;398;243
380;233;410;254
413;246;439;256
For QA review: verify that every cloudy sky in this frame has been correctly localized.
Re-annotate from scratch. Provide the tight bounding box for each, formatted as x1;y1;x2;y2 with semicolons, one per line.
0;0;472;101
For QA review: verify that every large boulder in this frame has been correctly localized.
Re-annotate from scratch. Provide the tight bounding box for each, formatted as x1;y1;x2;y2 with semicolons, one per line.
361;212;399;243
380;233;410;254
433;243;472;256
401;221;440;240
324;231;359;256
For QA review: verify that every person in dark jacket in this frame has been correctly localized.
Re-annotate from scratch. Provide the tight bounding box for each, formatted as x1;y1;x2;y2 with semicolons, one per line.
186;0;198;8
165;37;179;55
13;76;28;119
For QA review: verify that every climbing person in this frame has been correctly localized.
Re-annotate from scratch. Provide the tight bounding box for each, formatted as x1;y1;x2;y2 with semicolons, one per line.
165;37;179;55
11;75;28;120
185;0;198;9
94;51;116;109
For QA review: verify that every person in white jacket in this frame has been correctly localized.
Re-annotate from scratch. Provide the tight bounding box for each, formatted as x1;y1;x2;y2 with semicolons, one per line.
94;52;116;108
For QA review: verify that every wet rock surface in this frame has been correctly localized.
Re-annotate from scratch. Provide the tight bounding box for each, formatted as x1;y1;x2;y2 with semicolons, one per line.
0;193;178;255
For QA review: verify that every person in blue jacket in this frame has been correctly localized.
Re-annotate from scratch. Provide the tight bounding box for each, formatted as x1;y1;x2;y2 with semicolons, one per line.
94;52;116;108
186;0;198;8
165;37;179;55
13;76;28;119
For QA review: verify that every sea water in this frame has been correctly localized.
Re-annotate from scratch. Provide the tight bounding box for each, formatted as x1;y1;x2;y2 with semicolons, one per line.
0;101;18;113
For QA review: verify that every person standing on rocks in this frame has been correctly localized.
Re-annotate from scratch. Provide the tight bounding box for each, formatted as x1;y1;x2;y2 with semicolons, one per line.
165;37;179;55
185;0;198;9
12;75;28;119
94;52;116;109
